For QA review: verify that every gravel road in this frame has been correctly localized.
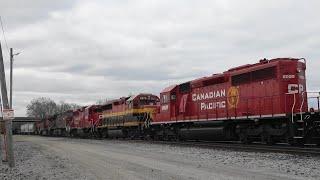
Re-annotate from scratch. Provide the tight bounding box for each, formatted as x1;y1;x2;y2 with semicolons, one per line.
1;135;320;180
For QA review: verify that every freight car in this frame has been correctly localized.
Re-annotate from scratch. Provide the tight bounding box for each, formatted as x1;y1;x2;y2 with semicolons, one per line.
20;123;35;135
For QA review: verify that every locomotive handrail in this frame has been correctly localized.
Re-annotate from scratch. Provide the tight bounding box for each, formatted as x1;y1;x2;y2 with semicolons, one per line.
300;91;306;122
271;95;274;117
226;96;229;119
286;93;296;123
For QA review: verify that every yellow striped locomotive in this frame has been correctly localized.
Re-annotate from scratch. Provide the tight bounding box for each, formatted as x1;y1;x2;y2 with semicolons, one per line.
97;93;159;138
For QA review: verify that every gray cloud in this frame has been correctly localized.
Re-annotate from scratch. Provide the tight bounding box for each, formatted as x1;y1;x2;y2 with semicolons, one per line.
0;0;319;116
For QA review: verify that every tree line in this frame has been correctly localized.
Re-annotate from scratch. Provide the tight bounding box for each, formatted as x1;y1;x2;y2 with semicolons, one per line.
26;97;81;120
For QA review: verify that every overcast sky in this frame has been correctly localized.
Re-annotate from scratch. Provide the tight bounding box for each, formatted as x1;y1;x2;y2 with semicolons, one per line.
0;0;319;116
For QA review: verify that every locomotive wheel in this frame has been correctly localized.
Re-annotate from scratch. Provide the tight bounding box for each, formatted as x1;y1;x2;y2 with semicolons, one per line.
144;134;153;141
286;136;294;146
266;136;274;145
294;138;305;146
239;132;252;144
101;129;108;138
287;136;304;146
95;130;103;139
70;130;74;137
261;132;274;145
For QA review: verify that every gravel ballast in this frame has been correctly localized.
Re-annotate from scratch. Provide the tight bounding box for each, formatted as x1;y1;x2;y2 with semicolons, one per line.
1;136;320;180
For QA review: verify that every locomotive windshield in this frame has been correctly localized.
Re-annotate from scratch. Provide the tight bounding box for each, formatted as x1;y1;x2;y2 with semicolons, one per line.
138;96;158;106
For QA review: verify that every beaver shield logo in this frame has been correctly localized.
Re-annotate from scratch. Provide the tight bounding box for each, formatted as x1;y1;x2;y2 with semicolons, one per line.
227;87;239;108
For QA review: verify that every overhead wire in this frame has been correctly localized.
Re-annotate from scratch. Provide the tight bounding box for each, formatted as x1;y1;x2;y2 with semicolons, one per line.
0;16;5;117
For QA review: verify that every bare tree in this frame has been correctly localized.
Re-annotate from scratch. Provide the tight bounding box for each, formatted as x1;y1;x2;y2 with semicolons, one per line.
56;101;81;114
68;103;81;110
96;98;108;105
26;97;57;120
26;98;81;119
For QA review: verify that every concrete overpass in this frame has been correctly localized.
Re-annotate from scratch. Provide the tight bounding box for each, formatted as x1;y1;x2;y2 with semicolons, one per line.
0;116;38;122
0;117;39;134
13;117;39;133
12;117;39;122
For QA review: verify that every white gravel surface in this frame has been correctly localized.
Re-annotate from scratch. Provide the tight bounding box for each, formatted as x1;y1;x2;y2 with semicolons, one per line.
1;135;320;180
0;136;95;180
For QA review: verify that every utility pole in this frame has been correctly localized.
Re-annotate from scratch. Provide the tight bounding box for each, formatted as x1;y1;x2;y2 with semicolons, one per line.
0;92;2;162
9;48;19;109
10;48;12;109
0;41;14;167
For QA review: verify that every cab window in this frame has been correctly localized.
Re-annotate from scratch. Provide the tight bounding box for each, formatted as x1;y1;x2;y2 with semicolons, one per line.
161;94;169;104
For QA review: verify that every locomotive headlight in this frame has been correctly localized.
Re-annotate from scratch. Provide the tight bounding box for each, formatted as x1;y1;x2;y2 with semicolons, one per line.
297;68;301;73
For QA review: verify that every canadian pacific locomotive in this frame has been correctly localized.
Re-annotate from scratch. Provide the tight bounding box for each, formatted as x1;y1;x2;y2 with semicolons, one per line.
97;93;159;139
35;58;320;145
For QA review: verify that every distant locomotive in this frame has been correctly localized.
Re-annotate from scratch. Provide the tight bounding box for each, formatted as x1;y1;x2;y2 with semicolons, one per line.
97;93;159;138
36;58;320;145
67;105;101;137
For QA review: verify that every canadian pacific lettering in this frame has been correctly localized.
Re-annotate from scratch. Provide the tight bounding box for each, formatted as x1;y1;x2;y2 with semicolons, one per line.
192;89;226;110
192;89;226;101
200;101;226;110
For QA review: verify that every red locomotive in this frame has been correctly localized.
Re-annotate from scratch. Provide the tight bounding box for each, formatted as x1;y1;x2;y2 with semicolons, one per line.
55;110;73;136
154;58;307;123
36;58;320;145
35;117;50;136
68;105;102;137
152;58;312;143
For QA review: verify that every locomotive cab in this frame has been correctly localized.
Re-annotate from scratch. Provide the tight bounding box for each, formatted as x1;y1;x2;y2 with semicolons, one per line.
127;93;160;125
153;85;178;123
84;105;102;127
279;58;308;115
128;94;159;108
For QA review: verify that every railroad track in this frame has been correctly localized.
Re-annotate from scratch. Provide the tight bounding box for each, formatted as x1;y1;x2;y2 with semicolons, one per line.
124;139;320;156
39;135;320;155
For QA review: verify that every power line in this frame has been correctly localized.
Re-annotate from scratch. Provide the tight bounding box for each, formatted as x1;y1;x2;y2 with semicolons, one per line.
0;16;10;54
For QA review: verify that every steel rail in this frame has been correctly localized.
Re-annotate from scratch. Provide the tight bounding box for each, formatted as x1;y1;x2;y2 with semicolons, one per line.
115;139;320;156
